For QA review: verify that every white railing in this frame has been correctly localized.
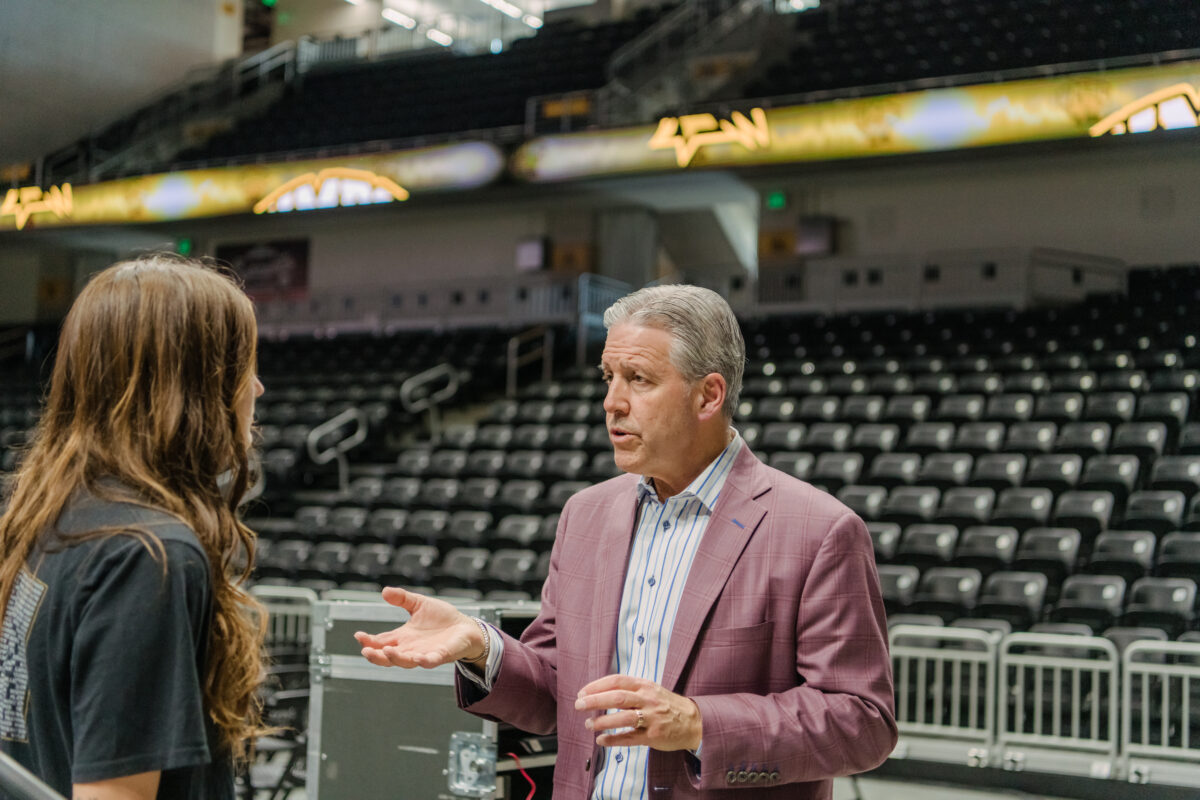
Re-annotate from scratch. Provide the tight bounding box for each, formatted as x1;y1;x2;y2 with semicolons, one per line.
1123;640;1200;786
890;625;998;766
998;633;1120;771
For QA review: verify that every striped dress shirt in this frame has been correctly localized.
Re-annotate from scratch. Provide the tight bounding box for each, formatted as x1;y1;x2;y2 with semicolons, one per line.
591;432;743;800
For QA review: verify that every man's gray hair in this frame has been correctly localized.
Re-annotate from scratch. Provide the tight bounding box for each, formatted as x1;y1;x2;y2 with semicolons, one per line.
603;284;745;419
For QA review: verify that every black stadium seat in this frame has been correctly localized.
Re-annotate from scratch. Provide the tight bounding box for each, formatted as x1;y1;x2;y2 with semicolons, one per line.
992;488;1055;532
812;452;863;491
895;524;958;571
953;526;1019;578
975;571;1048;631
867;521;901;562
909;567;983;623
1085;530;1156;584
882;486;940;527
1121;577;1198;638
1079;454;1141;503
971;453;1026;490
877;564;920;614
919;452;973;489
935;487;995;529
1025;454;1083;494
1050;574;1127;633
868;452;922;488
1122;491;1187;535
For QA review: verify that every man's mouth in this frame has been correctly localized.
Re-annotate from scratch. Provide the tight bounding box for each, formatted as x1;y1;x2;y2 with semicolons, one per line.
609;426;636;442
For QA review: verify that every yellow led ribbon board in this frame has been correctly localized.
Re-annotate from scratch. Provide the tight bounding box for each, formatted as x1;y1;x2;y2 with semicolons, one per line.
512;60;1200;182
0;142;504;231
1;184;73;230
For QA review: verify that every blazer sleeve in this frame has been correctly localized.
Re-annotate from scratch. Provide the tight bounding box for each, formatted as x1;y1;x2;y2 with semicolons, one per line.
454;505;567;735
687;511;898;788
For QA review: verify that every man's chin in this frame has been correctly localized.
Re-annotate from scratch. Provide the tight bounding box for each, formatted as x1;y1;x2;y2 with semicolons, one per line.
612;453;640;475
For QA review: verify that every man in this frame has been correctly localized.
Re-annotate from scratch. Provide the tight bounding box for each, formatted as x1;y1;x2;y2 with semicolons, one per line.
357;284;897;799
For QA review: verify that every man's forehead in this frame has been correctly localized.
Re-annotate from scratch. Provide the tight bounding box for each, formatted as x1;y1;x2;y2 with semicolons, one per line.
601;323;674;363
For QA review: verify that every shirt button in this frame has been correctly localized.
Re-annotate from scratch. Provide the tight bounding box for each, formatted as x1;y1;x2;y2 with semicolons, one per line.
636;634;645;645
662;520;670;530
647;577;656;586
615;753;624;763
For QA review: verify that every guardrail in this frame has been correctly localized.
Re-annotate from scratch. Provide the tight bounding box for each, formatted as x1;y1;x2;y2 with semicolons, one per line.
306;407;369;496
506;326;555;398
890;625;997;766
400;363;461;439
1123;640;1200;785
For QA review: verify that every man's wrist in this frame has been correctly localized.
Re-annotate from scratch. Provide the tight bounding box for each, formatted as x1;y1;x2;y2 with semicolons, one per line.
460;617;490;666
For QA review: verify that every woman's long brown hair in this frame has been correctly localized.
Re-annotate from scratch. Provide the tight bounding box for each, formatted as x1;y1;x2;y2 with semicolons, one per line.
0;252;267;760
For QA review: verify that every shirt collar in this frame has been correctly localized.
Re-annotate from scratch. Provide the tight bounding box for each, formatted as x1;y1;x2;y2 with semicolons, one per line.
635;429;743;511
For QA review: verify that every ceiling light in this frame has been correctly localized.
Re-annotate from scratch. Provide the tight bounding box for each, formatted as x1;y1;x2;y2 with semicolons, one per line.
426;28;453;46
523;14;542;27
381;7;417;27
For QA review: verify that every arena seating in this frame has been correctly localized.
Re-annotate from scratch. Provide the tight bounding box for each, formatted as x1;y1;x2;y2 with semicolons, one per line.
176;6;673;164
742;0;1200;100
197;261;1200;646
151;0;1200;170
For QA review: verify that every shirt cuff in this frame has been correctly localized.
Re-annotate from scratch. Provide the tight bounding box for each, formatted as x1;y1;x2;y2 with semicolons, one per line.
453;620;503;691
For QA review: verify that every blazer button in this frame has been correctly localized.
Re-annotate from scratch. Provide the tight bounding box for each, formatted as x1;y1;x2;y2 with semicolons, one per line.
736;770;748;783
584;758;591;772
726;770;736;784
770;771;780;781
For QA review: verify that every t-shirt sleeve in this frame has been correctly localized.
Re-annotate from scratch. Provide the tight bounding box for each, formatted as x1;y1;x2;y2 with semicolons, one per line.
69;534;215;783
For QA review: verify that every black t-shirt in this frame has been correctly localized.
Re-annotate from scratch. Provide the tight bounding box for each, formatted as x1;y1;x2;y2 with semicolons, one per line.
0;495;235;799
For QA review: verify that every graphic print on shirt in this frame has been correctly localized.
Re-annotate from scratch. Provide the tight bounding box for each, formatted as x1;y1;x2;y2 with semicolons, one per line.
0;568;47;742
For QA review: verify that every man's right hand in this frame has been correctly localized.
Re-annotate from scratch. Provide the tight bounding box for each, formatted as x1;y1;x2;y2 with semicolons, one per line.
353;587;486;669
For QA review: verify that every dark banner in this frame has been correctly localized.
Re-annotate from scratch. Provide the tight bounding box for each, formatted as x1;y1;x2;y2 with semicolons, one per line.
215;239;310;303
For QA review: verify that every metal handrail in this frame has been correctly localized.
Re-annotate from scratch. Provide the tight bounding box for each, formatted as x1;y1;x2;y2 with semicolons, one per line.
305;407;369;495
399;363;461;439
506;326;555;398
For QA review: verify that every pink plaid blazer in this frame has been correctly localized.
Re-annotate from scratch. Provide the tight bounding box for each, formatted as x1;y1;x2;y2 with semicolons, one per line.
457;445;897;799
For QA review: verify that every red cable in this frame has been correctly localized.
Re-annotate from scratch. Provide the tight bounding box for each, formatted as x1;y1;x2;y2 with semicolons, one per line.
505;752;536;800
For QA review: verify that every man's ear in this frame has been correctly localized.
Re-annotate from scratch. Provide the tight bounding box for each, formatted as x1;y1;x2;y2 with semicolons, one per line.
696;373;727;421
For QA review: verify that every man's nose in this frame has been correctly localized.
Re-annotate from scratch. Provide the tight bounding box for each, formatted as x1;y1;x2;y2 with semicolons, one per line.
603;379;627;414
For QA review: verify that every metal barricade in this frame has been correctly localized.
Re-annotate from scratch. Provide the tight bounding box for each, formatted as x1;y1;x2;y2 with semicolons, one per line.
997;633;1120;778
889;625;998;766
1122;639;1200;787
252;585;320;661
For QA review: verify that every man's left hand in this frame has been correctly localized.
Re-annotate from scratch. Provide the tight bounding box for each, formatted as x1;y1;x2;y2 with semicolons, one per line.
574;674;702;751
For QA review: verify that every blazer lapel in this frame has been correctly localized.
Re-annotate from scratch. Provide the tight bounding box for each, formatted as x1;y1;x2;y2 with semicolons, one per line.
589;483;640;679
660;448;770;691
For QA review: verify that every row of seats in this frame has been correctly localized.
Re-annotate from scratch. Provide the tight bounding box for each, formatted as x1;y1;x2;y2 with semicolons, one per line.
882;563;1200;639
254;539;548;599
741;416;1182;453
840;484;1190;534
771;450;1200;496
744;0;1199;116
874;523;1200;590
177;7;672;164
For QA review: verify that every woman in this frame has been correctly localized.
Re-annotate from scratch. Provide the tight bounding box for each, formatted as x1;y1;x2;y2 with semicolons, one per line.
0;253;267;800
